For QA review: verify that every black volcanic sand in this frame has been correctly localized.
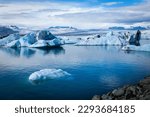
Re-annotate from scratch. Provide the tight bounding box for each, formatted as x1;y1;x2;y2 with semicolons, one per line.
92;76;150;100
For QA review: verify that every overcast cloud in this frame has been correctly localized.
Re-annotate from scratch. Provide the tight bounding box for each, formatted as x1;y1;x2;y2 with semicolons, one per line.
0;0;149;29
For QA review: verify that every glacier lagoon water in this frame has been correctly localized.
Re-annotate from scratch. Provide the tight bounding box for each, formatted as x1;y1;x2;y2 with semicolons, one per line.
0;45;150;100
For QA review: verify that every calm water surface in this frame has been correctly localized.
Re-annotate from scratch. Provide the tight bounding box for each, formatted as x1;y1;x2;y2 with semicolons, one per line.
0;45;150;100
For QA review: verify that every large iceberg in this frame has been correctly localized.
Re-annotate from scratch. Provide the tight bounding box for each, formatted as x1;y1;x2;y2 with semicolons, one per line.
2;30;64;48
32;30;65;47
0;33;20;46
29;69;71;84
75;31;129;46
122;44;150;52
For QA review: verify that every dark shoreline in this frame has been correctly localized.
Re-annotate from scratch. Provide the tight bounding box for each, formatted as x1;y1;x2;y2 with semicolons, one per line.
92;76;150;100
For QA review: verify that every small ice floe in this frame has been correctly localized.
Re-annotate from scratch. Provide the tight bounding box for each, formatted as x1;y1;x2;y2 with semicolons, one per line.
29;69;72;84
122;44;150;52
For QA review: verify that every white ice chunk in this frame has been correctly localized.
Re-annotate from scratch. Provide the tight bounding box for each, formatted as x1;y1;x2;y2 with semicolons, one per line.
29;69;71;82
75;31;128;46
122;44;150;52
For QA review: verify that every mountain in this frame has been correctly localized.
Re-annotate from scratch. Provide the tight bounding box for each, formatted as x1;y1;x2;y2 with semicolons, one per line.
109;26;125;30
7;25;20;31
127;26;147;30
48;26;78;34
0;26;19;39
108;26;149;30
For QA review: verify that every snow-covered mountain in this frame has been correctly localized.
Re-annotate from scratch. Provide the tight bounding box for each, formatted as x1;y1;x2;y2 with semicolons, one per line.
0;25;37;39
48;26;78;34
127;26;147;30
109;27;125;30
0;26;19;39
109;26;150;30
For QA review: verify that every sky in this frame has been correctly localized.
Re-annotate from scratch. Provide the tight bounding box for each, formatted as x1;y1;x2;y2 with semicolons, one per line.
0;0;150;29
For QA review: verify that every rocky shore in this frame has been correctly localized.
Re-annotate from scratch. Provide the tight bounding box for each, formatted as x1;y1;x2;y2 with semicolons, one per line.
92;76;150;100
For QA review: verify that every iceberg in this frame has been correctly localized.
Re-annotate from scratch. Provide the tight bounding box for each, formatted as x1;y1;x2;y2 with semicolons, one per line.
47;38;65;46
29;69;71;83
75;31;128;46
6;40;21;48
0;33;20;46
37;30;56;40
29;30;64;48
29;40;49;48
122;44;150;52
2;30;64;48
19;33;37;47
29;38;64;48
5;32;37;48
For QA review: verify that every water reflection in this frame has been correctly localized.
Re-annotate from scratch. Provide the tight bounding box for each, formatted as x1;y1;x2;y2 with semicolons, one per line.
0;45;150;99
0;47;65;58
0;47;21;57
34;47;65;56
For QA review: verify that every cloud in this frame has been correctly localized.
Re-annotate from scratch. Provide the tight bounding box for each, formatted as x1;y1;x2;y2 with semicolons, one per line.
0;0;150;29
0;4;7;7
101;2;124;6
52;0;150;28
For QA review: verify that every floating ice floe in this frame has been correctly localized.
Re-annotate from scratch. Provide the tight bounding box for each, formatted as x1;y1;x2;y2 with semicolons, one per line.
75;31;129;46
29;69;71;84
122;44;150;52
